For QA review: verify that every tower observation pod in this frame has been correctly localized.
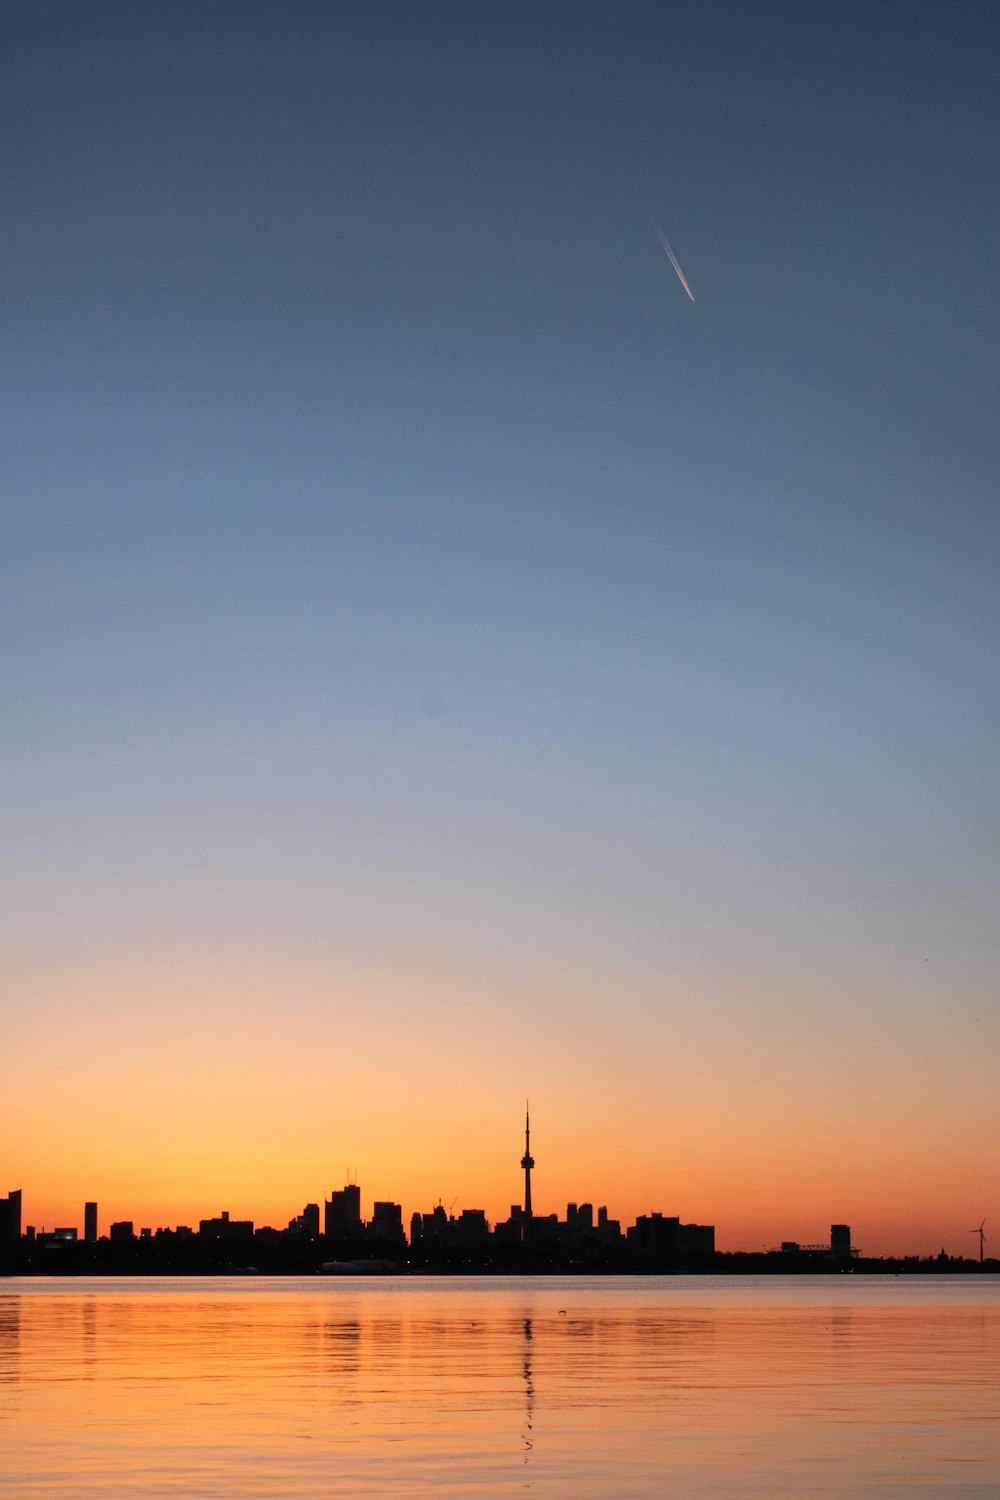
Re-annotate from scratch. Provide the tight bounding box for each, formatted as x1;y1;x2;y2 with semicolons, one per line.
521;1106;535;1230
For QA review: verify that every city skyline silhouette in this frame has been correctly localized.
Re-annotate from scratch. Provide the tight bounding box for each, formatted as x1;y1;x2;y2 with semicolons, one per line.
4;1108;996;1271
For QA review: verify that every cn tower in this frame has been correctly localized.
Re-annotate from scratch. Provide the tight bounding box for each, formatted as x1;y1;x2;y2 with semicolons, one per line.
521;1104;534;1229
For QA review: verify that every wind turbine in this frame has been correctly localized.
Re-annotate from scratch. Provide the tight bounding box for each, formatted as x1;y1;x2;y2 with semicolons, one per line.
969;1218;986;1263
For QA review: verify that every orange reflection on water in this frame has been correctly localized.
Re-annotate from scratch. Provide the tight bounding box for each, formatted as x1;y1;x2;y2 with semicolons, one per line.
3;1276;1000;1497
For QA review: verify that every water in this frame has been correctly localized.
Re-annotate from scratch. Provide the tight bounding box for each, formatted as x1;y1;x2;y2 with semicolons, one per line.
2;1276;999;1497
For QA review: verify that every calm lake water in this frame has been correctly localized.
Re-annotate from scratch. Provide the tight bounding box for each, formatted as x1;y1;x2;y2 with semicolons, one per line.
2;1275;999;1497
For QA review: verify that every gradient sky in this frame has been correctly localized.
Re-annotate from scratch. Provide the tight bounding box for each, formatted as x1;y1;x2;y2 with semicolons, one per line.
3;1;998;1255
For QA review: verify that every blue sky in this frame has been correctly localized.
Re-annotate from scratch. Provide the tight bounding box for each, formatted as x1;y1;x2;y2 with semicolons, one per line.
3;1;998;1247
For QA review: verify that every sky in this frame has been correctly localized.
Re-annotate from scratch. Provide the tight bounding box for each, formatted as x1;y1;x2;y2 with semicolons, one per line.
2;0;998;1256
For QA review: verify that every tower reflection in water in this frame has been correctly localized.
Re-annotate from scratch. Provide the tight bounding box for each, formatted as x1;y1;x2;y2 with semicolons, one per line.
522;1316;534;1463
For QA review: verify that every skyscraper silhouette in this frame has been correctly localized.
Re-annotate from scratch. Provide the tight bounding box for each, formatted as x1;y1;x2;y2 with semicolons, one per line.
324;1183;361;1238
521;1106;534;1235
0;1189;21;1249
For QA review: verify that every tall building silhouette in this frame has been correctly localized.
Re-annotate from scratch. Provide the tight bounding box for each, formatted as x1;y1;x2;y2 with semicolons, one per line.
831;1224;852;1257
324;1183;361;1238
521;1107;534;1234
84;1202;98;1243
0;1189;21;1249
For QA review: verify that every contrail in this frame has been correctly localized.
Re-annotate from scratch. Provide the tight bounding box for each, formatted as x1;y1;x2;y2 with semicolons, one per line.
654;223;695;303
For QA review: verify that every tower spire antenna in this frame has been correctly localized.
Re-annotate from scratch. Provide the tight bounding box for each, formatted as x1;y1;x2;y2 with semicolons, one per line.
520;1102;535;1237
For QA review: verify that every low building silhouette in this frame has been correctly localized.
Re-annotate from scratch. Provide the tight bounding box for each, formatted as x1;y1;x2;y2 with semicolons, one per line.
288;1203;321;1236
628;1213;714;1261
199;1210;253;1238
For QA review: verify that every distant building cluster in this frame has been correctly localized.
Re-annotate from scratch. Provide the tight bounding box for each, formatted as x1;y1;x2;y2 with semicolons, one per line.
7;1154;994;1272
0;1116;898;1273
1;1187;715;1271
778;1223;856;1260
0;1113;718;1269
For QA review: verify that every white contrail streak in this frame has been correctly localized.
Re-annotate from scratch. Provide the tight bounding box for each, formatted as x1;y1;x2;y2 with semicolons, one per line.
654;224;695;302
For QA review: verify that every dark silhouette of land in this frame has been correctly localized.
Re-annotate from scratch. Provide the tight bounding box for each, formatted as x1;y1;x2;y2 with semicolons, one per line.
2;1228;996;1278
3;1116;995;1275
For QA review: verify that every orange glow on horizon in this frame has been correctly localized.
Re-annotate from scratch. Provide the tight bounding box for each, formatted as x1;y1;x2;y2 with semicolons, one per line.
6;951;997;1260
